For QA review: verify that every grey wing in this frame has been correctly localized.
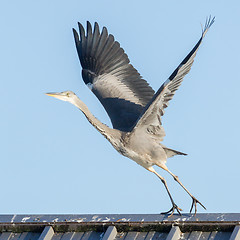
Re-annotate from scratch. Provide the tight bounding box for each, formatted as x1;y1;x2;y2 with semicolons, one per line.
73;22;155;131
132;17;215;140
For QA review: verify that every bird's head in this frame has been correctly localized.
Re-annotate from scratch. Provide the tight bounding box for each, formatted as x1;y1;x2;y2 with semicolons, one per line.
45;90;77;103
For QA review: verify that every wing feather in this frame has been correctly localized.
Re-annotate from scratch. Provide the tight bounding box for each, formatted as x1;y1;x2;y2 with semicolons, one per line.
132;16;215;139
73;22;155;131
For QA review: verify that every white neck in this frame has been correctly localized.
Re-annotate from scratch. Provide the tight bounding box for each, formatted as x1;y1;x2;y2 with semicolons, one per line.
70;95;122;144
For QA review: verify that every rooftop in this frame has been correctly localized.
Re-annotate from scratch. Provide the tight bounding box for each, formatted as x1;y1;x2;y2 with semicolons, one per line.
0;214;240;240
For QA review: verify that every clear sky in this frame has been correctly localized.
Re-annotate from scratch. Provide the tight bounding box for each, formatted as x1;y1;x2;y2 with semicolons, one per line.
1;0;240;215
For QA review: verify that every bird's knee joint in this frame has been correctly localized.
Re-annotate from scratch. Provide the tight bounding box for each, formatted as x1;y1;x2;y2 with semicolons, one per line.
173;175;179;181
161;178;166;184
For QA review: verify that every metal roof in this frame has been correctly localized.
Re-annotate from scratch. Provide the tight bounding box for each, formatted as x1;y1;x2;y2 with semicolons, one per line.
0;214;240;240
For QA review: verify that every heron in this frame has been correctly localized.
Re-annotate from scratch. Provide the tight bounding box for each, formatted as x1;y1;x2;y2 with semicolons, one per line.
46;17;214;216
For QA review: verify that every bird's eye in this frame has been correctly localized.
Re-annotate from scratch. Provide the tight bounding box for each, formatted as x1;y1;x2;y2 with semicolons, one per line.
66;92;70;97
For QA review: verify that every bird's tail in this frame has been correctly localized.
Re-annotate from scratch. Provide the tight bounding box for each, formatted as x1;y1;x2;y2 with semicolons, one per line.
163;147;187;158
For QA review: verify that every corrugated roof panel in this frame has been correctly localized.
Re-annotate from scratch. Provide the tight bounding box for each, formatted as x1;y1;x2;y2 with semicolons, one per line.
230;226;240;240
181;231;232;240
102;226;117;240
150;232;168;240
10;233;22;240
123;231;139;239
115;231;127;239
60;233;76;240
182;231;199;239
0;230;234;240
83;231;104;240
0;233;12;240
70;232;85;240
134;232;149;240
1;233;41;240
39;226;54;240
144;232;156;240
115;231;168;240
0;214;240;240
21;232;41;240
213;231;232;239
51;233;64;240
51;232;105;240
166;226;181;240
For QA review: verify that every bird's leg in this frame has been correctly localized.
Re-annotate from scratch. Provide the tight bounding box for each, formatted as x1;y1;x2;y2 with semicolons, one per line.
162;166;206;215
148;167;182;217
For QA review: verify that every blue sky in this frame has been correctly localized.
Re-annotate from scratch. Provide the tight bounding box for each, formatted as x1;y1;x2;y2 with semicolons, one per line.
1;0;240;214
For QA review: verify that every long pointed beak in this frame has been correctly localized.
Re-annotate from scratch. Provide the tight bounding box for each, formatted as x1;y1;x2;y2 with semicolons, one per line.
45;91;70;102
45;92;61;98
45;92;66;101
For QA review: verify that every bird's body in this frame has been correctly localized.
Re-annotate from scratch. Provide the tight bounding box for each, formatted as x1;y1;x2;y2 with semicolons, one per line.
66;91;172;170
115;131;167;169
47;17;215;216
67;93;168;169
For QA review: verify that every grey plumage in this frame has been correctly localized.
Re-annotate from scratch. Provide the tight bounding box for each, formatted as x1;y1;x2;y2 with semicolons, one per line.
73;22;154;131
47;17;215;216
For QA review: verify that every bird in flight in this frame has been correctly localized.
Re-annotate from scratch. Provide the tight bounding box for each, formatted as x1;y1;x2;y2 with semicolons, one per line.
46;17;215;216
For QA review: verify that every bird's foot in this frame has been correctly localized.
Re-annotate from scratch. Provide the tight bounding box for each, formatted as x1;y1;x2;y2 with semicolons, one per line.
190;196;206;215
161;203;182;217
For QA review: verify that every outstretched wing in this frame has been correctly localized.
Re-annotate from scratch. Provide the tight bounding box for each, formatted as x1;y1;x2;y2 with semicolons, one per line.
73;22;155;131
132;17;215;140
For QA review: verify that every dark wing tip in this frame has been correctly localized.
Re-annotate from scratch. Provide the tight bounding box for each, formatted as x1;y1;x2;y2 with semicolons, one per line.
72;28;79;43
102;26;108;36
92;22;100;38
94;22;99;30
202;16;215;36
78;22;86;41
87;21;92;35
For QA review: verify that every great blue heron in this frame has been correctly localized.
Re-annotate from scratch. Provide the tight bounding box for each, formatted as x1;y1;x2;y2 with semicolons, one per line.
46;17;214;216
